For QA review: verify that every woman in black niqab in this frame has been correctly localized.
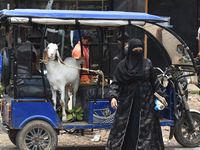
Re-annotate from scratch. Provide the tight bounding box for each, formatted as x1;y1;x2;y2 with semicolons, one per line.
106;38;165;150
115;38;145;84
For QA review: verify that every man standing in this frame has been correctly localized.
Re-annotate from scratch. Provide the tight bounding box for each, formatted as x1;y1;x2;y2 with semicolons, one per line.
72;30;95;84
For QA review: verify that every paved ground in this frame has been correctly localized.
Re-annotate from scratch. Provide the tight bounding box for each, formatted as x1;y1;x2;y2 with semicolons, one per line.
188;84;200;92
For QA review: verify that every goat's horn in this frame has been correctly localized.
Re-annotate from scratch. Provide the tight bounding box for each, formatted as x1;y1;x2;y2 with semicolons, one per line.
46;41;49;45
57;43;61;46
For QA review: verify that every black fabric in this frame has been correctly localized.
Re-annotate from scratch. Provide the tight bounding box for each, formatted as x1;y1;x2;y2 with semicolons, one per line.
115;38;144;84
77;84;110;100
121;87;140;150
105;39;165;150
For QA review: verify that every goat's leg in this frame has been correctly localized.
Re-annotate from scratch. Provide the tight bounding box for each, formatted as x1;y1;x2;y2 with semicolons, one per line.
72;79;79;107
60;87;67;122
51;87;57;110
65;85;69;109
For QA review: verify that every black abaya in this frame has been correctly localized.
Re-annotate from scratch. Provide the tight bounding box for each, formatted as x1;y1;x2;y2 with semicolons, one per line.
105;39;165;150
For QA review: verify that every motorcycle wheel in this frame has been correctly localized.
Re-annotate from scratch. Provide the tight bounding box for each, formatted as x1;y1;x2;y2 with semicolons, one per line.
174;112;200;147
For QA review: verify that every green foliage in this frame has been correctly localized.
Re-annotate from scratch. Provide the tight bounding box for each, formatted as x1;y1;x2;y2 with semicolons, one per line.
0;84;4;97
57;106;84;122
57;110;62;119
190;90;200;95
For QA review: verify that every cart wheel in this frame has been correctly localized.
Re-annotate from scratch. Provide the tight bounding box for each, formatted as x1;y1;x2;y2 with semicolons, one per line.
174;112;200;147
16;120;57;150
8;130;18;145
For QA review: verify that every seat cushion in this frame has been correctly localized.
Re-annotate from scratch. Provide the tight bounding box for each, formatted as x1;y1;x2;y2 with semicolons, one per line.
6;77;52;99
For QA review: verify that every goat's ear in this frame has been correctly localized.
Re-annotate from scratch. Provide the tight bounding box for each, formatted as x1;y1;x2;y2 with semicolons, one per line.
43;50;48;64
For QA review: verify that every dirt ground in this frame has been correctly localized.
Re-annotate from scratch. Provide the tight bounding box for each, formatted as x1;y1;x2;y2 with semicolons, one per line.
0;92;200;148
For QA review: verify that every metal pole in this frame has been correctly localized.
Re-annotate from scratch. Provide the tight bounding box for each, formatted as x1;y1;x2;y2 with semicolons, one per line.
144;0;148;58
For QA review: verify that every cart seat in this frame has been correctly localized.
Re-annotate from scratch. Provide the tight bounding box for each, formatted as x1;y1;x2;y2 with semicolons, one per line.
6;76;52;99
77;84;110;100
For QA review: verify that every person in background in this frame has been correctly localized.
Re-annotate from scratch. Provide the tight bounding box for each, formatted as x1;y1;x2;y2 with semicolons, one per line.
106;38;166;150
53;1;62;10
73;30;84;47
113;32;130;60
72;30;96;84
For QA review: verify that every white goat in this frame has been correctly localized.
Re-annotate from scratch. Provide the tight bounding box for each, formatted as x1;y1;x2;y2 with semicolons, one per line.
43;43;81;122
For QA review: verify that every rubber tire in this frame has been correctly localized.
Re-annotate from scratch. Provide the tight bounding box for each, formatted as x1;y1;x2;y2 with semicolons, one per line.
16;120;58;150
174;112;200;147
8;130;18;145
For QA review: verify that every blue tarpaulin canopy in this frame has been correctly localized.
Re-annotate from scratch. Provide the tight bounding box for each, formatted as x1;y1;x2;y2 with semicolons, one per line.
0;9;165;23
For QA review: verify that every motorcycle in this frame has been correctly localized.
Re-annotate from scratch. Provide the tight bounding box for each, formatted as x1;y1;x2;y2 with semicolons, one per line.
155;65;200;147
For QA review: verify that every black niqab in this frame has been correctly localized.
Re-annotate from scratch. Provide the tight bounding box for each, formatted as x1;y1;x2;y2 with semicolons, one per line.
115;38;144;84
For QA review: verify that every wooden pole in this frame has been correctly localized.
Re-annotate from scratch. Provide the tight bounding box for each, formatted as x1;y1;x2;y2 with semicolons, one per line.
145;0;148;13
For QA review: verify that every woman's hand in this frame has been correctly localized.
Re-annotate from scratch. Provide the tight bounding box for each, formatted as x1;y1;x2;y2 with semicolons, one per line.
111;98;118;110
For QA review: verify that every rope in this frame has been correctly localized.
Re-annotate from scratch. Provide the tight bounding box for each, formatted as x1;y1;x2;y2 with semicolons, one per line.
40;51;105;98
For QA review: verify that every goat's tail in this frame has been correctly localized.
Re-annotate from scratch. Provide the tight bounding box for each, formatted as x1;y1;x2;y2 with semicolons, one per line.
76;56;85;66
